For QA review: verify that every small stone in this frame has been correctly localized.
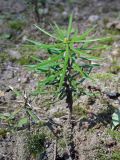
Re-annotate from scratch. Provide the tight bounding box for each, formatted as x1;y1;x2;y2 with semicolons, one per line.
82;135;87;141
22;35;27;43
112;50;119;56
62;11;68;19
17;78;21;82
96;131;102;136
88;15;100;23
53;118;61;123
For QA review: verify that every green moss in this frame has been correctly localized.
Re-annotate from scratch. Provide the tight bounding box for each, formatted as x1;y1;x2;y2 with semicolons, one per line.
27;132;46;157
92;73;115;80
110;65;120;74
92;51;102;57
0;128;8;137
73;105;87;117
101;29;120;45
96;148;120;160
17;45;40;65
111;151;120;160
19;45;39;53
17;56;32;65
58;138;66;149
8;20;26;31
53;111;66;118
38;121;46;127
96;148;109;160
0;52;9;62
108;129;120;142
105;29;120;35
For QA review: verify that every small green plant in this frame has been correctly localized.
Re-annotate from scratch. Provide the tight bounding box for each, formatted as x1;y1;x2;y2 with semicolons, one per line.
27;132;46;157
53;111;66;118
27;14;109;121
8;20;25;31
108;129;120;142
73;105;87;117
111;151;120;160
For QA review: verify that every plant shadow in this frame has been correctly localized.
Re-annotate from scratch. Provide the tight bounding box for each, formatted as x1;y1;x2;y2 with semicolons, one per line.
79;105;115;130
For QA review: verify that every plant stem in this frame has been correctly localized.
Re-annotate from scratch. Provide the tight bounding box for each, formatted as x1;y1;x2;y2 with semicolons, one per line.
65;50;73;121
66;82;73;121
32;0;40;22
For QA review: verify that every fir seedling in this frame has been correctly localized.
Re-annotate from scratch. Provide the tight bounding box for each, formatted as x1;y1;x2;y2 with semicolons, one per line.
27;14;109;121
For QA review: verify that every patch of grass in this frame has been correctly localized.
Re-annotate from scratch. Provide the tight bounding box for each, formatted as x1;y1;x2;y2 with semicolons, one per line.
8;20;26;31
19;45;40;53
92;51;102;57
108;129;120;142
101;28;120;45
58;138;66;149
0;44;40;64
38;121;46;127
0;51;33;65
105;29;120;36
17;56;33;65
0;52;9;62
73;105;87;117
17;45;40;65
110;65;120;74
27;132;46;157
0;128;8;138
111;151;120;160
96;148;109;160
53;111;66;118
96;144;120;160
92;73;115;80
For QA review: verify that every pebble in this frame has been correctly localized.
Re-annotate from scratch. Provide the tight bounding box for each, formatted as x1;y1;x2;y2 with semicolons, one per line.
88;15;100;23
8;50;21;60
111;49;119;56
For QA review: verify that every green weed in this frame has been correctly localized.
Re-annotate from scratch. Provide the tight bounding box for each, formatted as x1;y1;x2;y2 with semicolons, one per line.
27;132;46;157
8;20;26;31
